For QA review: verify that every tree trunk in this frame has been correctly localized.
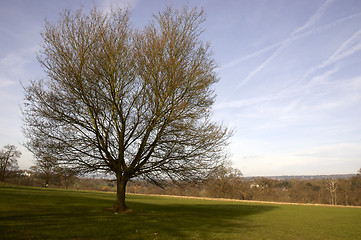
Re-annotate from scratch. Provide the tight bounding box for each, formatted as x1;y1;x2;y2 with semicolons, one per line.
0;172;4;183
115;175;129;212
0;160;8;182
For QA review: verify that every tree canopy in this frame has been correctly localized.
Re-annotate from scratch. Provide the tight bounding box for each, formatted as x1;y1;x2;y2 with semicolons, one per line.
0;144;21;182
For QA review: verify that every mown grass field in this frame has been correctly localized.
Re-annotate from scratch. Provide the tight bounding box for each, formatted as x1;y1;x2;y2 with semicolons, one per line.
0;184;360;239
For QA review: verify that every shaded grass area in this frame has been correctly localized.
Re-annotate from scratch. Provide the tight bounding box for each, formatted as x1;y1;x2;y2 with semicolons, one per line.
0;184;360;239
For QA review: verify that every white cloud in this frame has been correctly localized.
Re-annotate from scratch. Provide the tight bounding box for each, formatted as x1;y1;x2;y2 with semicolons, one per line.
236;142;361;176
0;78;16;87
0;47;38;87
0;48;38;170
98;0;139;13
295;143;361;159
0;52;29;71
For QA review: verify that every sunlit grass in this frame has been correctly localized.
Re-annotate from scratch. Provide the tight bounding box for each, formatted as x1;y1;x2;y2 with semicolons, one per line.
1;184;360;239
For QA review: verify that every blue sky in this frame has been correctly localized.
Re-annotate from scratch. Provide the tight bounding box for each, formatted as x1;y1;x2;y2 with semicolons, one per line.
0;0;360;176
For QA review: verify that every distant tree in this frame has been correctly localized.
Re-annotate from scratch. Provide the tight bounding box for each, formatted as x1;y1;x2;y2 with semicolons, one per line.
205;163;242;198
23;6;231;212
337;178;351;206
55;166;78;189
0;145;21;182
325;179;337;205
30;154;58;187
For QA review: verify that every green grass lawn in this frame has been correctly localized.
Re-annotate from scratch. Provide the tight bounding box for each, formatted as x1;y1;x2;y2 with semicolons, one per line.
1;184;360;239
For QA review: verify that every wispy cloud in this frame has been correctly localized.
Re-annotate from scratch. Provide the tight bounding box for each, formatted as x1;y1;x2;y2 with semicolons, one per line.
98;0;139;13
215;94;278;110
219;42;280;70
0;53;26;87
0;52;29;75
295;143;361;159
305;28;361;79
216;71;361;136
294;0;334;34
220;11;361;72
216;4;361;137
279;25;361;103
237;142;361;176
0;47;38;87
232;0;336;90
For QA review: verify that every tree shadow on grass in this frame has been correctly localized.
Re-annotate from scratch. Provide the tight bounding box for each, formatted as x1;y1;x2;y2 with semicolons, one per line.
121;197;278;239
0;187;277;239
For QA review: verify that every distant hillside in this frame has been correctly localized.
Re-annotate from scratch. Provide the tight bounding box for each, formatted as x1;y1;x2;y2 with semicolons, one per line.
244;174;356;181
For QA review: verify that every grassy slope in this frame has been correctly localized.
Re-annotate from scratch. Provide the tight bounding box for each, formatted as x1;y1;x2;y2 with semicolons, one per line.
0;184;360;240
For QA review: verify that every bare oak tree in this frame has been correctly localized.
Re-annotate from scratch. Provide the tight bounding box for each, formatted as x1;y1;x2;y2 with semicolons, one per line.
0;145;21;182
23;7;231;212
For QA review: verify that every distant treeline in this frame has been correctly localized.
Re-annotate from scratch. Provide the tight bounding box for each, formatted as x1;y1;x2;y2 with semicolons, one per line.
4;168;361;206
126;175;361;206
